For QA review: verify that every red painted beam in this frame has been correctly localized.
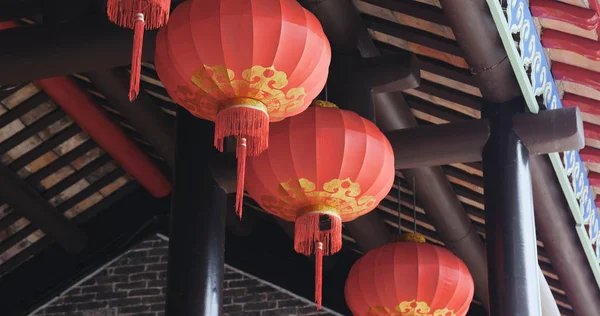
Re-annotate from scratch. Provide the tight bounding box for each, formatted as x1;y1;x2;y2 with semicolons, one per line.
0;21;170;198
580;146;600;164
530;0;598;31
35;77;171;198
584;122;600;141
542;29;600;61
563;93;600;117
553;62;600;92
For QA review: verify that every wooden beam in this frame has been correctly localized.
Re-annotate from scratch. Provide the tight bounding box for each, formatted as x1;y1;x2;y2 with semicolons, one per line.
385;107;584;169
0;18;157;85
0;163;87;254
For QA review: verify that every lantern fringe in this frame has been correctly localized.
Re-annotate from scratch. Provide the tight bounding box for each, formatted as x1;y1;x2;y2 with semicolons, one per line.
214;106;269;156
128;15;144;101
294;212;342;256
106;0;170;30
235;138;247;218
315;241;323;310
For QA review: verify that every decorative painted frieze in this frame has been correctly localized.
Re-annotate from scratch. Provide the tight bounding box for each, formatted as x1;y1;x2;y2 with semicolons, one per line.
488;0;600;264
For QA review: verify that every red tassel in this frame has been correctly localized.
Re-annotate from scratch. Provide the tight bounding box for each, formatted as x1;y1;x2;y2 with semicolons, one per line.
129;13;144;101
214;106;269;155
294;212;342;256
235;137;247;218
315;241;323;310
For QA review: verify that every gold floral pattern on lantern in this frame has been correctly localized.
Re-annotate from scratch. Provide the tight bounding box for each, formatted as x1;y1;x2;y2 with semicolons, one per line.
367;300;456;316
174;65;306;121
259;177;376;221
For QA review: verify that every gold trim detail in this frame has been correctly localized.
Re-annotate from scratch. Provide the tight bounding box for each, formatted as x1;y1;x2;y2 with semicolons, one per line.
259;178;376;221
175;65;306;121
311;100;338;108
367;300;456;316
393;233;426;243
220;97;268;113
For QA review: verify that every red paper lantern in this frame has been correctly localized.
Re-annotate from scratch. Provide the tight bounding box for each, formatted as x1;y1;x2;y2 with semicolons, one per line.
107;0;171;101
245;101;395;309
155;0;331;217
345;234;475;316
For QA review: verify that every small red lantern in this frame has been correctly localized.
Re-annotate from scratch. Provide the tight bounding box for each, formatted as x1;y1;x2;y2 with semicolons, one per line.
345;234;475;316
155;0;331;216
107;0;171;101
245;101;395;309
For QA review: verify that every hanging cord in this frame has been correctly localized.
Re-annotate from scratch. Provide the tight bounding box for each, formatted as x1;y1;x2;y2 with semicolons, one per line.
412;177;417;233
397;177;402;234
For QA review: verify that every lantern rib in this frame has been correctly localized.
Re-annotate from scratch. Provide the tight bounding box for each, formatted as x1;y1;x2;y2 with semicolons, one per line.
429;243;444;309
448;255;465;315
415;243;422;309
280;8;310;89
350;114;373;201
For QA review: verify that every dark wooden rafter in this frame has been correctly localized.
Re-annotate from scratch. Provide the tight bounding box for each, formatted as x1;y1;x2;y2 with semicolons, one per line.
0;18;158;85
35;76;171;198
85;69;176;168
0;163;87;254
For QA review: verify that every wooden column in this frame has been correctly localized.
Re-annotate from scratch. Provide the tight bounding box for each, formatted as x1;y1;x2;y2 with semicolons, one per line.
165;108;227;316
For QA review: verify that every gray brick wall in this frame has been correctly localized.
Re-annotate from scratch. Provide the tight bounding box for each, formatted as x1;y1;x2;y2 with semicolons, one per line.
31;235;340;316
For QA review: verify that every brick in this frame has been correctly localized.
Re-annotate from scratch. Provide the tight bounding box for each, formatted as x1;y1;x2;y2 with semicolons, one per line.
147;279;167;288
128;250;149;258
298;306;324;314
234;293;267;303
129;288;161;297
267;292;291;300
112;265;145;275
107;297;142;307
128;256;161;265
63;294;95;304
64;288;81;296
244;301;277;311
228;279;260;288
224;288;246;298
261;307;299;315
277;299;307;308
146;263;167;271
96;275;129;284
81;285;112;294
43;304;76;313
236;311;262;316
129;272;157;281
95;291;128;300
247;285;276;294
76;301;108;310
223;304;243;313
224;271;243;281
141;295;166;304
148;248;168;256
80;278;96;286
150;303;165;311
115;281;146;290
118;305;150;313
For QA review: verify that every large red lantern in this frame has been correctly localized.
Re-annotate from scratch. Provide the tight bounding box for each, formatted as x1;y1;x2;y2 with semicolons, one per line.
345;234;474;316
155;0;331;216
245;101;395;309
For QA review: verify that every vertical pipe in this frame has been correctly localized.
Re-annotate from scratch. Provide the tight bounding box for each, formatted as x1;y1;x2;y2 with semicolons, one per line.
165;108;227;316
482;99;541;316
